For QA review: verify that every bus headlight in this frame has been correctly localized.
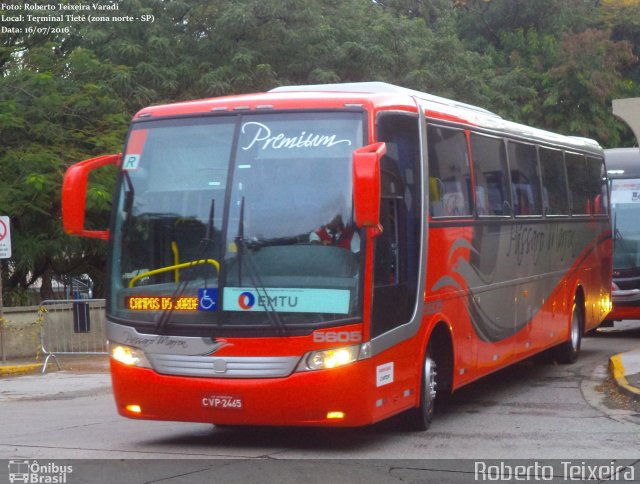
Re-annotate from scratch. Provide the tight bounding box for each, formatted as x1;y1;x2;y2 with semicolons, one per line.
299;344;365;371
110;344;151;368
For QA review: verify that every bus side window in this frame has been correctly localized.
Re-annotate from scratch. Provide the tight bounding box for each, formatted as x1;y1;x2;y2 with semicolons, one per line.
539;147;569;215
507;141;542;216
565;153;589;215
470;133;511;216
427;125;473;217
586;156;608;215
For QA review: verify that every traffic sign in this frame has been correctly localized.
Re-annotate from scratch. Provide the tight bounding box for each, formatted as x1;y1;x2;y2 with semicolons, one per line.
0;216;12;259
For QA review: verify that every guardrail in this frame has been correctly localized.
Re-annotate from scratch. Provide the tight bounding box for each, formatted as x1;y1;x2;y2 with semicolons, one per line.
39;299;107;373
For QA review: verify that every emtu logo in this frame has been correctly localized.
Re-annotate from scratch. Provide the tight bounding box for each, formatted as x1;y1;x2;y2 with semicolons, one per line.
237;291;256;310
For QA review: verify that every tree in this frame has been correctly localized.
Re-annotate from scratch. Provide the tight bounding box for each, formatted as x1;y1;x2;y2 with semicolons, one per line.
600;0;640;85
2;0;640;304
0;43;126;303
453;0;639;145
541;29;637;145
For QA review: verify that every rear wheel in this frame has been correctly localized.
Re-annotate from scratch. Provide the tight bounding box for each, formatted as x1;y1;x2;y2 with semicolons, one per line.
554;299;583;364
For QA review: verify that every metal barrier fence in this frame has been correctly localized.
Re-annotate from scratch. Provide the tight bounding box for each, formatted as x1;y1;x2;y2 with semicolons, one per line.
39;299;107;373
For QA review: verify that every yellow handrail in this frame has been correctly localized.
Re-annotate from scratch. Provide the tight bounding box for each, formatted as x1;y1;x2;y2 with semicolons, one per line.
170;241;180;282
128;259;221;288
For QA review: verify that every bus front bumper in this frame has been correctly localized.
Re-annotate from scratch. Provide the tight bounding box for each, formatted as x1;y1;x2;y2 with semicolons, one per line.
608;288;640;320
110;358;377;427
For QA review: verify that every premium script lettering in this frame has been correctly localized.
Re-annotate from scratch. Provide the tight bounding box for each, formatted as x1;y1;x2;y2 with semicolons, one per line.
241;122;352;151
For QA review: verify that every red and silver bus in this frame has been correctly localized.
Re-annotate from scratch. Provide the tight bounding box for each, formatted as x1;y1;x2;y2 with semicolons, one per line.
62;82;612;429
606;148;640;322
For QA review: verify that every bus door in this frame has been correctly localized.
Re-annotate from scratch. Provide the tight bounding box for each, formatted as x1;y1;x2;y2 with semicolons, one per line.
371;113;422;339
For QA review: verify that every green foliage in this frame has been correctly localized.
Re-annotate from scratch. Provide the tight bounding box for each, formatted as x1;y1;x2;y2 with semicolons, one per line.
1;0;640;303
0;39;127;302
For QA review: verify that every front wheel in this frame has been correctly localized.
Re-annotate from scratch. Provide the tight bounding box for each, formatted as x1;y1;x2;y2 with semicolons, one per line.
405;344;438;430
554;300;583;364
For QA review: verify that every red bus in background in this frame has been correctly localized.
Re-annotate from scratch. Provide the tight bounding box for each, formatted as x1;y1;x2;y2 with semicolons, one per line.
62;83;612;429
606;148;640;322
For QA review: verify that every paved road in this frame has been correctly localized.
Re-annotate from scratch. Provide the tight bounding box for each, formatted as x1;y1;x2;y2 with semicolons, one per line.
1;328;639;482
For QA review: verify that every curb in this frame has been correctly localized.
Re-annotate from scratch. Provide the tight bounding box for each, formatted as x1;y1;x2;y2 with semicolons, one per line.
0;362;42;377
609;354;640;401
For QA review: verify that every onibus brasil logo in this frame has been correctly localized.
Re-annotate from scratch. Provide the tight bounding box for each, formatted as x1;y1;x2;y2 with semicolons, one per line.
8;460;73;483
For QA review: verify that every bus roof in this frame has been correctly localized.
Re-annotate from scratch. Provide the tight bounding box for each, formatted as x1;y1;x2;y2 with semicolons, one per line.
272;82;603;153
606;147;640;178
270;82;500;117
135;82;603;154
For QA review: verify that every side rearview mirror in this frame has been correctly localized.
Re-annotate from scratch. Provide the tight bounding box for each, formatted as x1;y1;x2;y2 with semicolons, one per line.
353;142;386;229
62;154;121;240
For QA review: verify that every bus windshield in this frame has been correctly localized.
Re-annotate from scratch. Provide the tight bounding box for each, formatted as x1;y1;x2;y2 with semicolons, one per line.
108;112;365;333
611;178;640;277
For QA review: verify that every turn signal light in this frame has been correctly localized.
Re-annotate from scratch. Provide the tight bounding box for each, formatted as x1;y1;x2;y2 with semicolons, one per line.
326;411;345;420
126;404;142;414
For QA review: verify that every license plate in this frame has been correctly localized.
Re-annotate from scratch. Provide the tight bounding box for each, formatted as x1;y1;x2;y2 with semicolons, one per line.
202;395;243;410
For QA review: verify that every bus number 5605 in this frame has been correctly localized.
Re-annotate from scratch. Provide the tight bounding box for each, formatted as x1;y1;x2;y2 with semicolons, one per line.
313;331;362;343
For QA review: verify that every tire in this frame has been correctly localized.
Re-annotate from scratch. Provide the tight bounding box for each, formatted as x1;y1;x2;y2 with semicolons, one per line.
405;343;438;431
554;300;583;364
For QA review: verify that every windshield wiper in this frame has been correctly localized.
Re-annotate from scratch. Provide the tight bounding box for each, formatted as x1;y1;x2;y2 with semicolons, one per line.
234;196;287;335
205;198;215;242
155;198;217;334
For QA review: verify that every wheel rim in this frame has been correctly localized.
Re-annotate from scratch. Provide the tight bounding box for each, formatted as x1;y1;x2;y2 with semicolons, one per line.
570;307;580;350
424;356;437;407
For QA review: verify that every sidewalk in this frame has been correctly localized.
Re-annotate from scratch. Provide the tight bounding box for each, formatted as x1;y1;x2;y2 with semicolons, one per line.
602;319;640;401
609;350;640;401
0;354;109;377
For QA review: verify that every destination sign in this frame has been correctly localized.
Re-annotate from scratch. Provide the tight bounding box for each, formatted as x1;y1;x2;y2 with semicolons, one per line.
127;296;199;312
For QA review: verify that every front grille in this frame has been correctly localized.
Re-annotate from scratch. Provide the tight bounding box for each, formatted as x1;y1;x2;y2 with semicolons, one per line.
147;354;300;378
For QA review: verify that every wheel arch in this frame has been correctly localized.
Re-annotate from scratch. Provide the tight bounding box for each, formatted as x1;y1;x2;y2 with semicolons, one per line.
423;318;454;396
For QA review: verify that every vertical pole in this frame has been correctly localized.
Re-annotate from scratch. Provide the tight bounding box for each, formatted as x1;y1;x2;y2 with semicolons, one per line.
0;262;5;364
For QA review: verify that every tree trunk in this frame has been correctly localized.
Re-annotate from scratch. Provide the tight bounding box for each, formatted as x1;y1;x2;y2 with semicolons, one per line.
39;265;55;301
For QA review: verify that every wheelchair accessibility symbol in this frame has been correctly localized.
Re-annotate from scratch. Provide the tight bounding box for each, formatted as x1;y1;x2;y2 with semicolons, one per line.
198;288;218;312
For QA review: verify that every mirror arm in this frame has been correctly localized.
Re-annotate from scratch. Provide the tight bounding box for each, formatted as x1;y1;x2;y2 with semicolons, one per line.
62;153;121;240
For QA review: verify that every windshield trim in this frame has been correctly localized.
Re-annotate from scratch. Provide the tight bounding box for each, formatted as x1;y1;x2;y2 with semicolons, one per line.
107;109;369;336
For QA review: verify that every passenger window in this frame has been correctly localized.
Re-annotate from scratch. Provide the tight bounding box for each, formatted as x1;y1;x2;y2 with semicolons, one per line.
586;156;608;215
470;133;511;216
565;153;589;214
428;125;472;217
539;147;569;215
508;142;542;216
